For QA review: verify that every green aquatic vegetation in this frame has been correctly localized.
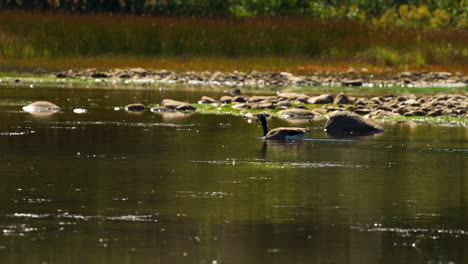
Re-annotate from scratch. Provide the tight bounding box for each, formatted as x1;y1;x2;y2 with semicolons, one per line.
194;103;282;116
195;103;467;127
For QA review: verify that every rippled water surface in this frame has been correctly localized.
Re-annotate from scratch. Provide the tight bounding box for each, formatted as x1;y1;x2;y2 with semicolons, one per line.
0;85;467;263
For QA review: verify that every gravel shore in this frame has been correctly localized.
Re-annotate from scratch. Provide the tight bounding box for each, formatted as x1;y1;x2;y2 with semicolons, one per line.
53;68;468;88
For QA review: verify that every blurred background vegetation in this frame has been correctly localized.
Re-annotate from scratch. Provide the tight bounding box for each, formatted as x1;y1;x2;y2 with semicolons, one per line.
0;0;466;72
1;0;466;29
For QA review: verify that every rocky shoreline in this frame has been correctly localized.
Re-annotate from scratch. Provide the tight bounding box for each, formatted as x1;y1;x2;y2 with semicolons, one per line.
52;68;468;88
191;92;468;119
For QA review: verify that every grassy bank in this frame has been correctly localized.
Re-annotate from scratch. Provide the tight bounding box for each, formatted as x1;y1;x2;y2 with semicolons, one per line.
0;11;467;73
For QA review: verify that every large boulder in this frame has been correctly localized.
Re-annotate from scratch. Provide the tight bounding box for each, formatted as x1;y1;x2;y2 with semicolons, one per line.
324;111;384;136
161;99;197;111
22;101;61;113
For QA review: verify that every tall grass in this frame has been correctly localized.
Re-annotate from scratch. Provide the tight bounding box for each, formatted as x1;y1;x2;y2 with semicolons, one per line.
0;11;466;72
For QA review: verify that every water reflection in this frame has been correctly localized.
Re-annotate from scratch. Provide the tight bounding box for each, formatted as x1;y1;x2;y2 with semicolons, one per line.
152;110;195;122
0;85;466;264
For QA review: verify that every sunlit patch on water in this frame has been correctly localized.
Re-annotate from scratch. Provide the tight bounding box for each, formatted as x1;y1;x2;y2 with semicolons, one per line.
175;191;233;199
9;212;159;223
216;123;232;128
25;120;199;129
11;213;50;219
430;148;468;152
105;215;158;222
75;153;127;159
49;126;80;130
22;198;52;204
2;224;45;236
191;159;364;168
351;223;468;238
0;131;35;136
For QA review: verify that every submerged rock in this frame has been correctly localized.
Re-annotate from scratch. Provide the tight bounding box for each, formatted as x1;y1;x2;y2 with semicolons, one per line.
22;101;61;113
324;111;384;136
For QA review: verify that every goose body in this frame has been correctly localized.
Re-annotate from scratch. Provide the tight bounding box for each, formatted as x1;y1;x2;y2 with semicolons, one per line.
256;114;308;141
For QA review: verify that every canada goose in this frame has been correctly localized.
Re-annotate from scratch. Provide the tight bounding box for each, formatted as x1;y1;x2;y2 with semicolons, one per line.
256;114;309;141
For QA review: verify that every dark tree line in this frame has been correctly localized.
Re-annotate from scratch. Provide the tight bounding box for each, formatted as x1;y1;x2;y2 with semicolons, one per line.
0;0;465;17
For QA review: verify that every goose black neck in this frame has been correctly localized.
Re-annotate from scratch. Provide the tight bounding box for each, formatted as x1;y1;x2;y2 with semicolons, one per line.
259;115;268;136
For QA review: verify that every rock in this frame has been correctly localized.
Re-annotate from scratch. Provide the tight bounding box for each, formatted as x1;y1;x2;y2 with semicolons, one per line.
294;105;308;109
229;88;241;95
150;107;169;112
355;99;367;106
219;96;233;103
231;103;247;109
248;96;272;103
91;73;109;78
326;107;342;112
428;110;443;116
307;94;334;104
23;101;62;113
119;74;132;79
333;93;353;104
353;108;371;115
395;107;410;115
313;108;327;115
370;97;383;105
125;103;146;112
376;105;394;112
342;79;363;87
398;71;414;78
233;96;248;103
278;108;315;119
296;95;310;103
404;110;427;116
161;99;197;111
396;96;407;102
245;102;274;109
368;110;400;118
277;93;309;100
404;99;421;107
198;96;217;104
175;104;197;111
324;111;384;135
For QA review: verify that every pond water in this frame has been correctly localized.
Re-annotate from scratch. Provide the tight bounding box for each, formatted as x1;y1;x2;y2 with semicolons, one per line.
0;84;467;264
